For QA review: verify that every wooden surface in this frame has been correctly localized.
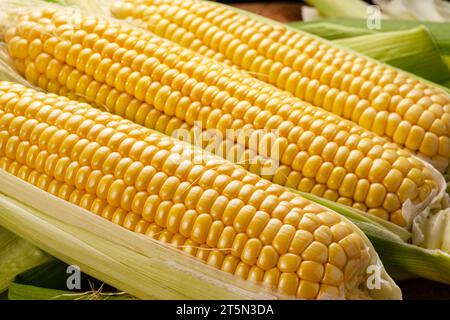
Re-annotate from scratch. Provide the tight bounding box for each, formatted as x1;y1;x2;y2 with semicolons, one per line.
232;2;304;22
226;1;450;300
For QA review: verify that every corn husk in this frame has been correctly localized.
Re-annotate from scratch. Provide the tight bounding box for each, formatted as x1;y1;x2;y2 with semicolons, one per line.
335;27;450;85
305;0;450;22
294;22;375;40
8;282;134;300
305;0;378;19
8;260;135;300
0;227;51;292
290;18;450;66
443;55;450;67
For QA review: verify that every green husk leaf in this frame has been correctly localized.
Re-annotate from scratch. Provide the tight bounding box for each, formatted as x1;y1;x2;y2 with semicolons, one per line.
305;0;374;19
292;18;450;56
443;55;450;69
44;0;65;4
8;283;134;300
8;260;135;300
292;22;375;40
335;27;450;84
14;260;87;290
0;226;51;293
368;235;450;285
8;283;80;300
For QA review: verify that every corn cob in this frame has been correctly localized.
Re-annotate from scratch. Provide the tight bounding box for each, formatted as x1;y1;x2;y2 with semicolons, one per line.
109;0;450;171
0;80;377;299
2;7;445;229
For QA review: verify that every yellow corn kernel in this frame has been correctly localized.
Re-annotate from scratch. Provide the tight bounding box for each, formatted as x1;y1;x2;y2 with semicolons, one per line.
298;260;324;283
297;280;320;299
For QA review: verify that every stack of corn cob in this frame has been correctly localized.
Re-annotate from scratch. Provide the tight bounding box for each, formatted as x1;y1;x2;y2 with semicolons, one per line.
0;0;448;300
3;5;447;231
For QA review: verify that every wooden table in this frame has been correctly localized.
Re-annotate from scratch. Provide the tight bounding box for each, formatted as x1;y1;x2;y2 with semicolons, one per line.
225;1;450;300
232;1;304;22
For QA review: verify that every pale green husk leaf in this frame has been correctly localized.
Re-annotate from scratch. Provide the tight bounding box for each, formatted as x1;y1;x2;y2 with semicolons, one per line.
0;227;51;293
335;27;450;85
